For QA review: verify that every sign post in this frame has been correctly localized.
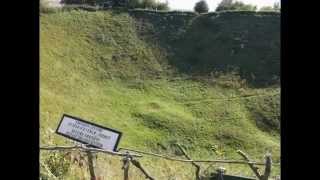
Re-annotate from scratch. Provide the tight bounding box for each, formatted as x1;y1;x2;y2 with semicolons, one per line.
56;114;123;180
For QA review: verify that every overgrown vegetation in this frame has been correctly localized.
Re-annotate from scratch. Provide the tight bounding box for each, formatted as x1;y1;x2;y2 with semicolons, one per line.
216;0;257;11
259;2;281;12
61;0;170;10
128;0;170;10
40;9;280;179
194;0;209;13
131;10;280;86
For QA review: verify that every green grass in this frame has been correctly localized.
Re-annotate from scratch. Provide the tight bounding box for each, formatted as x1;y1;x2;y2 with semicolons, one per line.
40;9;280;179
130;10;280;86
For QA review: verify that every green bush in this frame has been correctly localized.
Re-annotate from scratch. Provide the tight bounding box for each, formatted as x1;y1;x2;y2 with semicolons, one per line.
128;0;144;9
44;152;71;178
194;0;209;13
156;2;169;11
129;0;169;10
259;6;274;11
61;0;83;4
216;0;257;11
61;0;102;5
259;2;280;12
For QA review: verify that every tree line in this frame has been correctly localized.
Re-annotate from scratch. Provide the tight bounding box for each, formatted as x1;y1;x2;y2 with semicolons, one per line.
195;0;280;14
56;0;280;13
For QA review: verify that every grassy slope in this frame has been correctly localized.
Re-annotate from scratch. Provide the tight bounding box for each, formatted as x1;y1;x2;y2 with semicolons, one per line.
40;9;280;179
130;10;280;86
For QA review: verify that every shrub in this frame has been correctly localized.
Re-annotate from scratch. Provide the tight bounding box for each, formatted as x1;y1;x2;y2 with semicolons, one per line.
259;3;280;12
61;0;102;5
142;0;157;9
259;6;274;11
216;0;257;12
156;2;169;11
128;0;144;9
273;2;280;11
61;0;83;4
44;152;71;178
194;0;209;13
129;0;169;10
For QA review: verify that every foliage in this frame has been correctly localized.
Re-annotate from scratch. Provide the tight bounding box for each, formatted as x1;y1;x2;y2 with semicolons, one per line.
129;0;169;10
128;0;144;8
141;0;156;9
259;2;281;12
156;2;170;11
61;0;104;5
61;0;83;4
259;6;274;11
216;0;257;11
194;0;209;13
44;152;71;178
273;2;281;11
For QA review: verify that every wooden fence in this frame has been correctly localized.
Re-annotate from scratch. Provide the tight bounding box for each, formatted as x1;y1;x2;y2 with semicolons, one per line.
40;144;280;180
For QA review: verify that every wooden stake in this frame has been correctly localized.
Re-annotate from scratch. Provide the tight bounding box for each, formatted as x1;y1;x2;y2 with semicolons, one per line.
86;150;96;180
237;150;262;179
261;154;272;180
122;152;131;180
131;159;155;180
237;150;273;180
175;144;201;180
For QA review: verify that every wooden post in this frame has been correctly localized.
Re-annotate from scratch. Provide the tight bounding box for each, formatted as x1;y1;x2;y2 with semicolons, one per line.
131;159;155;180
261;154;272;180
216;167;226;180
175;144;201;180
237;150;262;180
237;150;273;180
122;152;131;180
86;150;96;180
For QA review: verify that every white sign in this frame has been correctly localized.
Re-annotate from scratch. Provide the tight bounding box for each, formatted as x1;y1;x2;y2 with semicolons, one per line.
56;114;122;151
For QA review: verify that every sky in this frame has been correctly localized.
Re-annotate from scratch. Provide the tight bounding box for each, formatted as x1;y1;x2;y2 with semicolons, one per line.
158;0;280;11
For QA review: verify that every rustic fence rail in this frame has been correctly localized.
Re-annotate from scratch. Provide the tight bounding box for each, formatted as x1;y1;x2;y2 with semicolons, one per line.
40;145;280;180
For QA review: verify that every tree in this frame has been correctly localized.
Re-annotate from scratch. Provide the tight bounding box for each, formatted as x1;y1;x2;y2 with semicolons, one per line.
156;2;169;11
194;0;209;13
273;2;280;11
216;0;233;11
61;0;96;5
259;2;280;12
216;0;257;12
142;0;157;9
128;0;144;8
259;6;274;11
128;0;169;10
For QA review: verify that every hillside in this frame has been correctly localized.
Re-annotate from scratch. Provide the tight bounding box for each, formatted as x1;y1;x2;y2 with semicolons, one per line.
40;8;280;179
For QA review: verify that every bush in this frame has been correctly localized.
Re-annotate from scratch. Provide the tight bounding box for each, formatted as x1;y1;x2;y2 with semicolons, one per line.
259;6;274;11
129;0;169;10
156;2;169;11
194;0;209;13
216;0;257;12
128;0;144;9
142;0;157;9
259;3;281;12
61;0;83;4
273;2;280;11
61;0;102;5
44;152;71;178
